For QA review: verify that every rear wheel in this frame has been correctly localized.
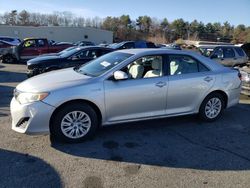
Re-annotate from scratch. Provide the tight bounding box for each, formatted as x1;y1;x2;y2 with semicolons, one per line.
199;93;225;122
2;54;16;64
51;103;98;143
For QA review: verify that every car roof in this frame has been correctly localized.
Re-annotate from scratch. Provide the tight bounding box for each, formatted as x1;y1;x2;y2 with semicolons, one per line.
117;48;226;71
74;46;113;51
199;45;235;49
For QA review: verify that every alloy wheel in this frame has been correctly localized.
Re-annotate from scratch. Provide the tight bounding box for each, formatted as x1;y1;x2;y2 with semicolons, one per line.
60;111;91;139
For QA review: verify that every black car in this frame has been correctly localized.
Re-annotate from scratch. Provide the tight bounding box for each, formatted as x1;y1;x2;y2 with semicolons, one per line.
27;46;113;77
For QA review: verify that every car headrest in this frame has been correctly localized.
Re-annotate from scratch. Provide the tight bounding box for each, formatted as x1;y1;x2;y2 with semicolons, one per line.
170;60;179;66
134;59;142;65
152;58;161;70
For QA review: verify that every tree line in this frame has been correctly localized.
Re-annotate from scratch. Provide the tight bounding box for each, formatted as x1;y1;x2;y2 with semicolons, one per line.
0;10;250;44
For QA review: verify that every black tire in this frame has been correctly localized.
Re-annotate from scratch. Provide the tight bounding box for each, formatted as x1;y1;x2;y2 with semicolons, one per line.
50;103;98;143
2;54;16;64
199;93;225;122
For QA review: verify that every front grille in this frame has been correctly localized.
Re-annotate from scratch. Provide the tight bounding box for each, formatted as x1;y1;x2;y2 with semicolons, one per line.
16;117;29;129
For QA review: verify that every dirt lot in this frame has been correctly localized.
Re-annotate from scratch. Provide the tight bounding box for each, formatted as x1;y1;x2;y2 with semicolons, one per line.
1;63;250;188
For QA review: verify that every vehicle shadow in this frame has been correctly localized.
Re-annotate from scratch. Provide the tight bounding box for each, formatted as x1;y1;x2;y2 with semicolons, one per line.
52;104;250;171
0;85;14;108
0;149;62;187
0;70;27;83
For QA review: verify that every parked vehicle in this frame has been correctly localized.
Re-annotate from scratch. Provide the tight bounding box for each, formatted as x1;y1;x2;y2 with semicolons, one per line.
0;36;21;46
75;41;95;46
156;43;182;50
0;40;13;48
11;49;241;143
27;46;113;77
108;41;157;50
239;66;250;96
199;45;248;67
0;38;73;64
0;40;18;62
38;46;77;57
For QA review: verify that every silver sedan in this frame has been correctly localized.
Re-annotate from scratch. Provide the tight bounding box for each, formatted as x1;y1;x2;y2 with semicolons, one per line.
11;49;242;143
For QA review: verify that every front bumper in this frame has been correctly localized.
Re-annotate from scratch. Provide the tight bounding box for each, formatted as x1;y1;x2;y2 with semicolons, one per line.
10;97;55;134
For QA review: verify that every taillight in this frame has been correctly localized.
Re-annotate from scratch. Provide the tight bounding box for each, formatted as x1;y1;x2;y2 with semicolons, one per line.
238;72;242;81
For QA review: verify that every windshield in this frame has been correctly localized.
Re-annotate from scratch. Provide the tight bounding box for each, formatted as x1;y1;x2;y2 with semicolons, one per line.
60;47;82;58
58;47;76;55
75;52;132;77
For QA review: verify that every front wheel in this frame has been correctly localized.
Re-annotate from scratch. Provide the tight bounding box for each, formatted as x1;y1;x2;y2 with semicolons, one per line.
199;93;225;122
51;103;98;143
2;54;16;64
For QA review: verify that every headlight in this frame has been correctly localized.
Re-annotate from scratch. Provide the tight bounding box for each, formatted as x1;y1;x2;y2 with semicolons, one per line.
15;90;49;104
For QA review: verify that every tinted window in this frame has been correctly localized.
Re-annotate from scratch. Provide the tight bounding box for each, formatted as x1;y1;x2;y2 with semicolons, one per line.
100;49;112;55
198;63;209;72
213;47;223;58
23;40;36;48
223;48;235;58
123;42;135;49
37;39;45;47
146;42;156;48
235;47;245;57
169;55;208;75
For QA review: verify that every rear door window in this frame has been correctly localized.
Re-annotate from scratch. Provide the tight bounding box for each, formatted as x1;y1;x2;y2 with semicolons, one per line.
223;47;235;58
168;55;209;75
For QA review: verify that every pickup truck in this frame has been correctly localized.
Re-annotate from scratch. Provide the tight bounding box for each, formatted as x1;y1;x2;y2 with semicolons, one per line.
0;38;73;63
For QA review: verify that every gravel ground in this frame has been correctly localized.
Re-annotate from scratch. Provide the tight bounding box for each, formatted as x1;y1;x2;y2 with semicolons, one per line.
1;63;250;188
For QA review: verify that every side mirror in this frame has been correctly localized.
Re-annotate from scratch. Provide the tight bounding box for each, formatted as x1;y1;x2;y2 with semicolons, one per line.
113;71;128;80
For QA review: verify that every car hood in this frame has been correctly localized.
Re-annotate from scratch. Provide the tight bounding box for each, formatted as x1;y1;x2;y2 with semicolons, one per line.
16;68;91;92
27;55;61;65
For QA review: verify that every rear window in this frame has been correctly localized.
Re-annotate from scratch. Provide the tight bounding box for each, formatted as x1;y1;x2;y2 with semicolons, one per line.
235;47;245;57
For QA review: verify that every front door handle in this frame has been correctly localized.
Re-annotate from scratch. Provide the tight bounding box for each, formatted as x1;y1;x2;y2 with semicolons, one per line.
204;76;213;82
155;81;166;88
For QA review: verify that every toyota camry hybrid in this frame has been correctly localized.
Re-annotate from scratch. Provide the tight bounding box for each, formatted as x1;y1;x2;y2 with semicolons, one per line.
10;49;241;143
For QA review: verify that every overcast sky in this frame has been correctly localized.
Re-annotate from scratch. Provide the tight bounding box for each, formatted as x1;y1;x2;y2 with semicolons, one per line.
0;0;250;26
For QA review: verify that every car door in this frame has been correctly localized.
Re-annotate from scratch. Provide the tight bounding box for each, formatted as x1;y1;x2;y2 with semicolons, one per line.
166;54;215;115
36;39;49;55
222;47;237;66
104;55;168;122
20;39;39;60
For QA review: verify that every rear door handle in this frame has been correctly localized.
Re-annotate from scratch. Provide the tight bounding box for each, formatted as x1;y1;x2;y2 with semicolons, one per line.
204;76;213;82
155;81;166;88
